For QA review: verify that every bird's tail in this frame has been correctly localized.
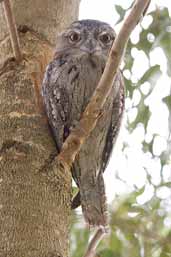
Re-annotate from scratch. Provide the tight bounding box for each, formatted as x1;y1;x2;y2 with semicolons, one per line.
79;172;108;228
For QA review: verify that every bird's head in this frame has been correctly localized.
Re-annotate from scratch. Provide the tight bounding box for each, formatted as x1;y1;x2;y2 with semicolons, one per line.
55;19;116;61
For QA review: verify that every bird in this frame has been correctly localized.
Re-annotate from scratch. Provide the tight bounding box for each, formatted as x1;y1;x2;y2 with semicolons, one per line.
41;19;125;228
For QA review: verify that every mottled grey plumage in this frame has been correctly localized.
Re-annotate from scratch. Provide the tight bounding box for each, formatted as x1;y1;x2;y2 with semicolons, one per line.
42;19;125;227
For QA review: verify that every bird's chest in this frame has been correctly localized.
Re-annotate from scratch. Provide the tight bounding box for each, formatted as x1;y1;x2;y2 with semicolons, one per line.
60;56;113;124
61;57;115;171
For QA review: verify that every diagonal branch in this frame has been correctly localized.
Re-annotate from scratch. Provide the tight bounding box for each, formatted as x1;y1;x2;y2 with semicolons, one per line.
83;228;105;257
57;0;151;169
2;0;22;62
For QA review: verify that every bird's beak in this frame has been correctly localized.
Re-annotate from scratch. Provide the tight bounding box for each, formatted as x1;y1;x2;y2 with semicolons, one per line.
80;40;100;55
80;46;101;55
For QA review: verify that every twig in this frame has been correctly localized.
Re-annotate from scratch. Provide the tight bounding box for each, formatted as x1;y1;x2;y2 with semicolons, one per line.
57;0;151;169
3;0;22;62
83;228;105;257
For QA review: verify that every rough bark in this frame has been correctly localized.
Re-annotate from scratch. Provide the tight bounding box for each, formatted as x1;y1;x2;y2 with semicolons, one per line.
0;1;80;257
0;0;80;61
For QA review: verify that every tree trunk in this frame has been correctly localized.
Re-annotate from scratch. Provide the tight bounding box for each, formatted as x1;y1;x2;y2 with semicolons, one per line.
0;1;80;256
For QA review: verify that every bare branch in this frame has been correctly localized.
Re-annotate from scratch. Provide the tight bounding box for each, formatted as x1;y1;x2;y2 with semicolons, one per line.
57;0;151;168
3;0;22;62
83;228;105;257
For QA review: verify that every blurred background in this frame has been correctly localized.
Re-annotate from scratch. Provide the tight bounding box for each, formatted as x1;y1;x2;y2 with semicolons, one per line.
71;1;171;256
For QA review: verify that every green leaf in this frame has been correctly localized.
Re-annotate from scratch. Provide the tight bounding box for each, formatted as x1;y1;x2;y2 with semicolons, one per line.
124;77;134;98
129;104;151;131
137;65;161;88
115;5;126;24
163;95;171;111
149;8;171;75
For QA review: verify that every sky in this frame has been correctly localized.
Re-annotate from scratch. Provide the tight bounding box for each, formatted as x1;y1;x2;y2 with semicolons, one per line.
79;0;171;206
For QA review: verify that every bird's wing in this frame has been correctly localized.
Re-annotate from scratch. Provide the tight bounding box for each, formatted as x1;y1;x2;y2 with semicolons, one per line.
41;57;71;151
100;71;125;174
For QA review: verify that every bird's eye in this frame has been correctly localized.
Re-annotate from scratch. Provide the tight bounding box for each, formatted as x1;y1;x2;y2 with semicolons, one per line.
69;31;81;43
99;33;112;44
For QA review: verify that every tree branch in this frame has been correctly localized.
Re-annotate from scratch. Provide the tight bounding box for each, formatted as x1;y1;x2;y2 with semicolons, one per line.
83;228;105;257
57;0;151;169
2;0;22;62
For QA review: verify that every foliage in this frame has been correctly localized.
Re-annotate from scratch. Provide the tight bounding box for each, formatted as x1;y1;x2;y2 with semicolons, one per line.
71;4;171;257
